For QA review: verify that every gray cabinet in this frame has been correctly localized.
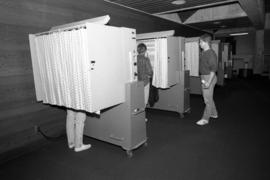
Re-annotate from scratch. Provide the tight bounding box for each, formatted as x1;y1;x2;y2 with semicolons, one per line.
179;70;191;116
84;82;147;157
148;70;190;117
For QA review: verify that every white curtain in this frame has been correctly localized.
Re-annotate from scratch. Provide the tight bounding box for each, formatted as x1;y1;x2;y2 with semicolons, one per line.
152;38;168;88
185;41;199;76
34;28;92;111
137;38;169;88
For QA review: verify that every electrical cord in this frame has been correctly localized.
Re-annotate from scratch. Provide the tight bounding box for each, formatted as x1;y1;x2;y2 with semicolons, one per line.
37;126;65;141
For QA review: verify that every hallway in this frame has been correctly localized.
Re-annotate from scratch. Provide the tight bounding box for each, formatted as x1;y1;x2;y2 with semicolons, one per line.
0;76;269;180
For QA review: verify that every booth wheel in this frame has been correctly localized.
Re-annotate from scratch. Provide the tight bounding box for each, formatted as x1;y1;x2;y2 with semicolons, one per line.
143;141;148;147
180;113;184;118
126;150;133;158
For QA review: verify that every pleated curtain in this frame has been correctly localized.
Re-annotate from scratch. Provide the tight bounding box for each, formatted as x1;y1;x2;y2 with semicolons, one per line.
185;41;199;77
152;38;168;88
138;38;169;89
34;28;92;112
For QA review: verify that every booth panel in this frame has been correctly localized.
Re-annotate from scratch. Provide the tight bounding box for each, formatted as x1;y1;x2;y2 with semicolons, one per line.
87;24;126;112
183;70;190;88
129;82;145;113
149;84;181;113
190;76;202;95
84;82;146;152
167;37;180;86
184;88;190;112
130;112;147;149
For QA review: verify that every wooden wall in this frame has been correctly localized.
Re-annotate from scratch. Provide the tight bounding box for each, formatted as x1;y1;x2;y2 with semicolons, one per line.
0;0;204;162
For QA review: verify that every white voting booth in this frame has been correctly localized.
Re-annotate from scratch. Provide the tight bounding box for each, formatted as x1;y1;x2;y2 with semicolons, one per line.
29;15;147;157
222;43;233;79
137;31;190;117
211;40;224;86
184;38;225;94
185;37;201;95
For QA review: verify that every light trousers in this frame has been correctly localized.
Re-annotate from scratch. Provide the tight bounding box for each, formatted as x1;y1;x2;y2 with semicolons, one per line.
144;83;150;107
66;109;86;148
201;74;218;120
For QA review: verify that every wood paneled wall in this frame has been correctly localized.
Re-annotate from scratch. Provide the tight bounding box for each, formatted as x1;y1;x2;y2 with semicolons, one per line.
0;0;204;162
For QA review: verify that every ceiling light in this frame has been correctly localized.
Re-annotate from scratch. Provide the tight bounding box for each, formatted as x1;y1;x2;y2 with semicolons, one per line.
171;0;186;5
230;32;249;36
213;21;221;24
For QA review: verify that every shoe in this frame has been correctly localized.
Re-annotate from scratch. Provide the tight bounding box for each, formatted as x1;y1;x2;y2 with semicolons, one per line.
196;119;209;126
74;144;91;152
68;144;75;149
211;115;218;118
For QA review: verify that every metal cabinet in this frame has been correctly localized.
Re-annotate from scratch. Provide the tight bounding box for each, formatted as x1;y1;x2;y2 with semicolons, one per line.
84;82;147;157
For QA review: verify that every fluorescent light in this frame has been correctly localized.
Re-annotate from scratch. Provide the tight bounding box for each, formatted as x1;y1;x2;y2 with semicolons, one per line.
171;0;186;5
230;32;249;36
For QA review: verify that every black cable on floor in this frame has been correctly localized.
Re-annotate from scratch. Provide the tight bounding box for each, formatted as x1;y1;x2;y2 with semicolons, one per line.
37;126;65;141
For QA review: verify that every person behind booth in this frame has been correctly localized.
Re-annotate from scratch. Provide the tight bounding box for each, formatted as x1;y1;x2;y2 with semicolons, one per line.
66;109;91;152
196;34;218;126
137;43;153;107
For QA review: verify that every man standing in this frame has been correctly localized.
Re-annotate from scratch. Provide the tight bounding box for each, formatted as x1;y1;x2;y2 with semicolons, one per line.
196;34;218;125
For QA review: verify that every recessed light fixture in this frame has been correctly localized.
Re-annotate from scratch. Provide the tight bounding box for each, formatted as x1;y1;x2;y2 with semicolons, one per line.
213;21;221;24
230;32;249;36
171;0;186;5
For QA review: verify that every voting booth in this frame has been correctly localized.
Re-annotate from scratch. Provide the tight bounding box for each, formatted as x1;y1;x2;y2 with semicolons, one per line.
211;40;224;86
137;30;190;117
222;43;233;79
29;15;147;157
185;37;201;95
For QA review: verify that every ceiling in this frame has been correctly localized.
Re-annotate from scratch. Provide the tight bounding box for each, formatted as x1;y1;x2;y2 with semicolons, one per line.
106;0;235;14
266;0;270;12
105;0;266;35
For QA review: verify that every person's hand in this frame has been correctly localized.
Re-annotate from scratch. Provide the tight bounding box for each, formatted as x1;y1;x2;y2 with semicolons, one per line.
204;81;210;88
201;80;210;89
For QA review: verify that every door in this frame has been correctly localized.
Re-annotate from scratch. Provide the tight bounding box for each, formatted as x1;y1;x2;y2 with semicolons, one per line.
86;23;127;112
167;37;179;86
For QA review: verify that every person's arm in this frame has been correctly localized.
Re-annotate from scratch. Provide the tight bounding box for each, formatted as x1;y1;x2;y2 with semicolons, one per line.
204;71;215;88
146;58;153;77
204;51;217;88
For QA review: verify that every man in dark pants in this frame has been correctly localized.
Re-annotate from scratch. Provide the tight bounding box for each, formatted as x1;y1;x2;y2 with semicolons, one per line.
196;34;218;126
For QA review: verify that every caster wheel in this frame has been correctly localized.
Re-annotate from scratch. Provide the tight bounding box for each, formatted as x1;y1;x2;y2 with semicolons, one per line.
180;113;184;118
143;142;148;147
126;150;133;158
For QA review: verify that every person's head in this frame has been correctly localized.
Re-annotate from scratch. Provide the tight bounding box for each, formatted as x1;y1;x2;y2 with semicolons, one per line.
199;34;212;51
137;43;147;55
